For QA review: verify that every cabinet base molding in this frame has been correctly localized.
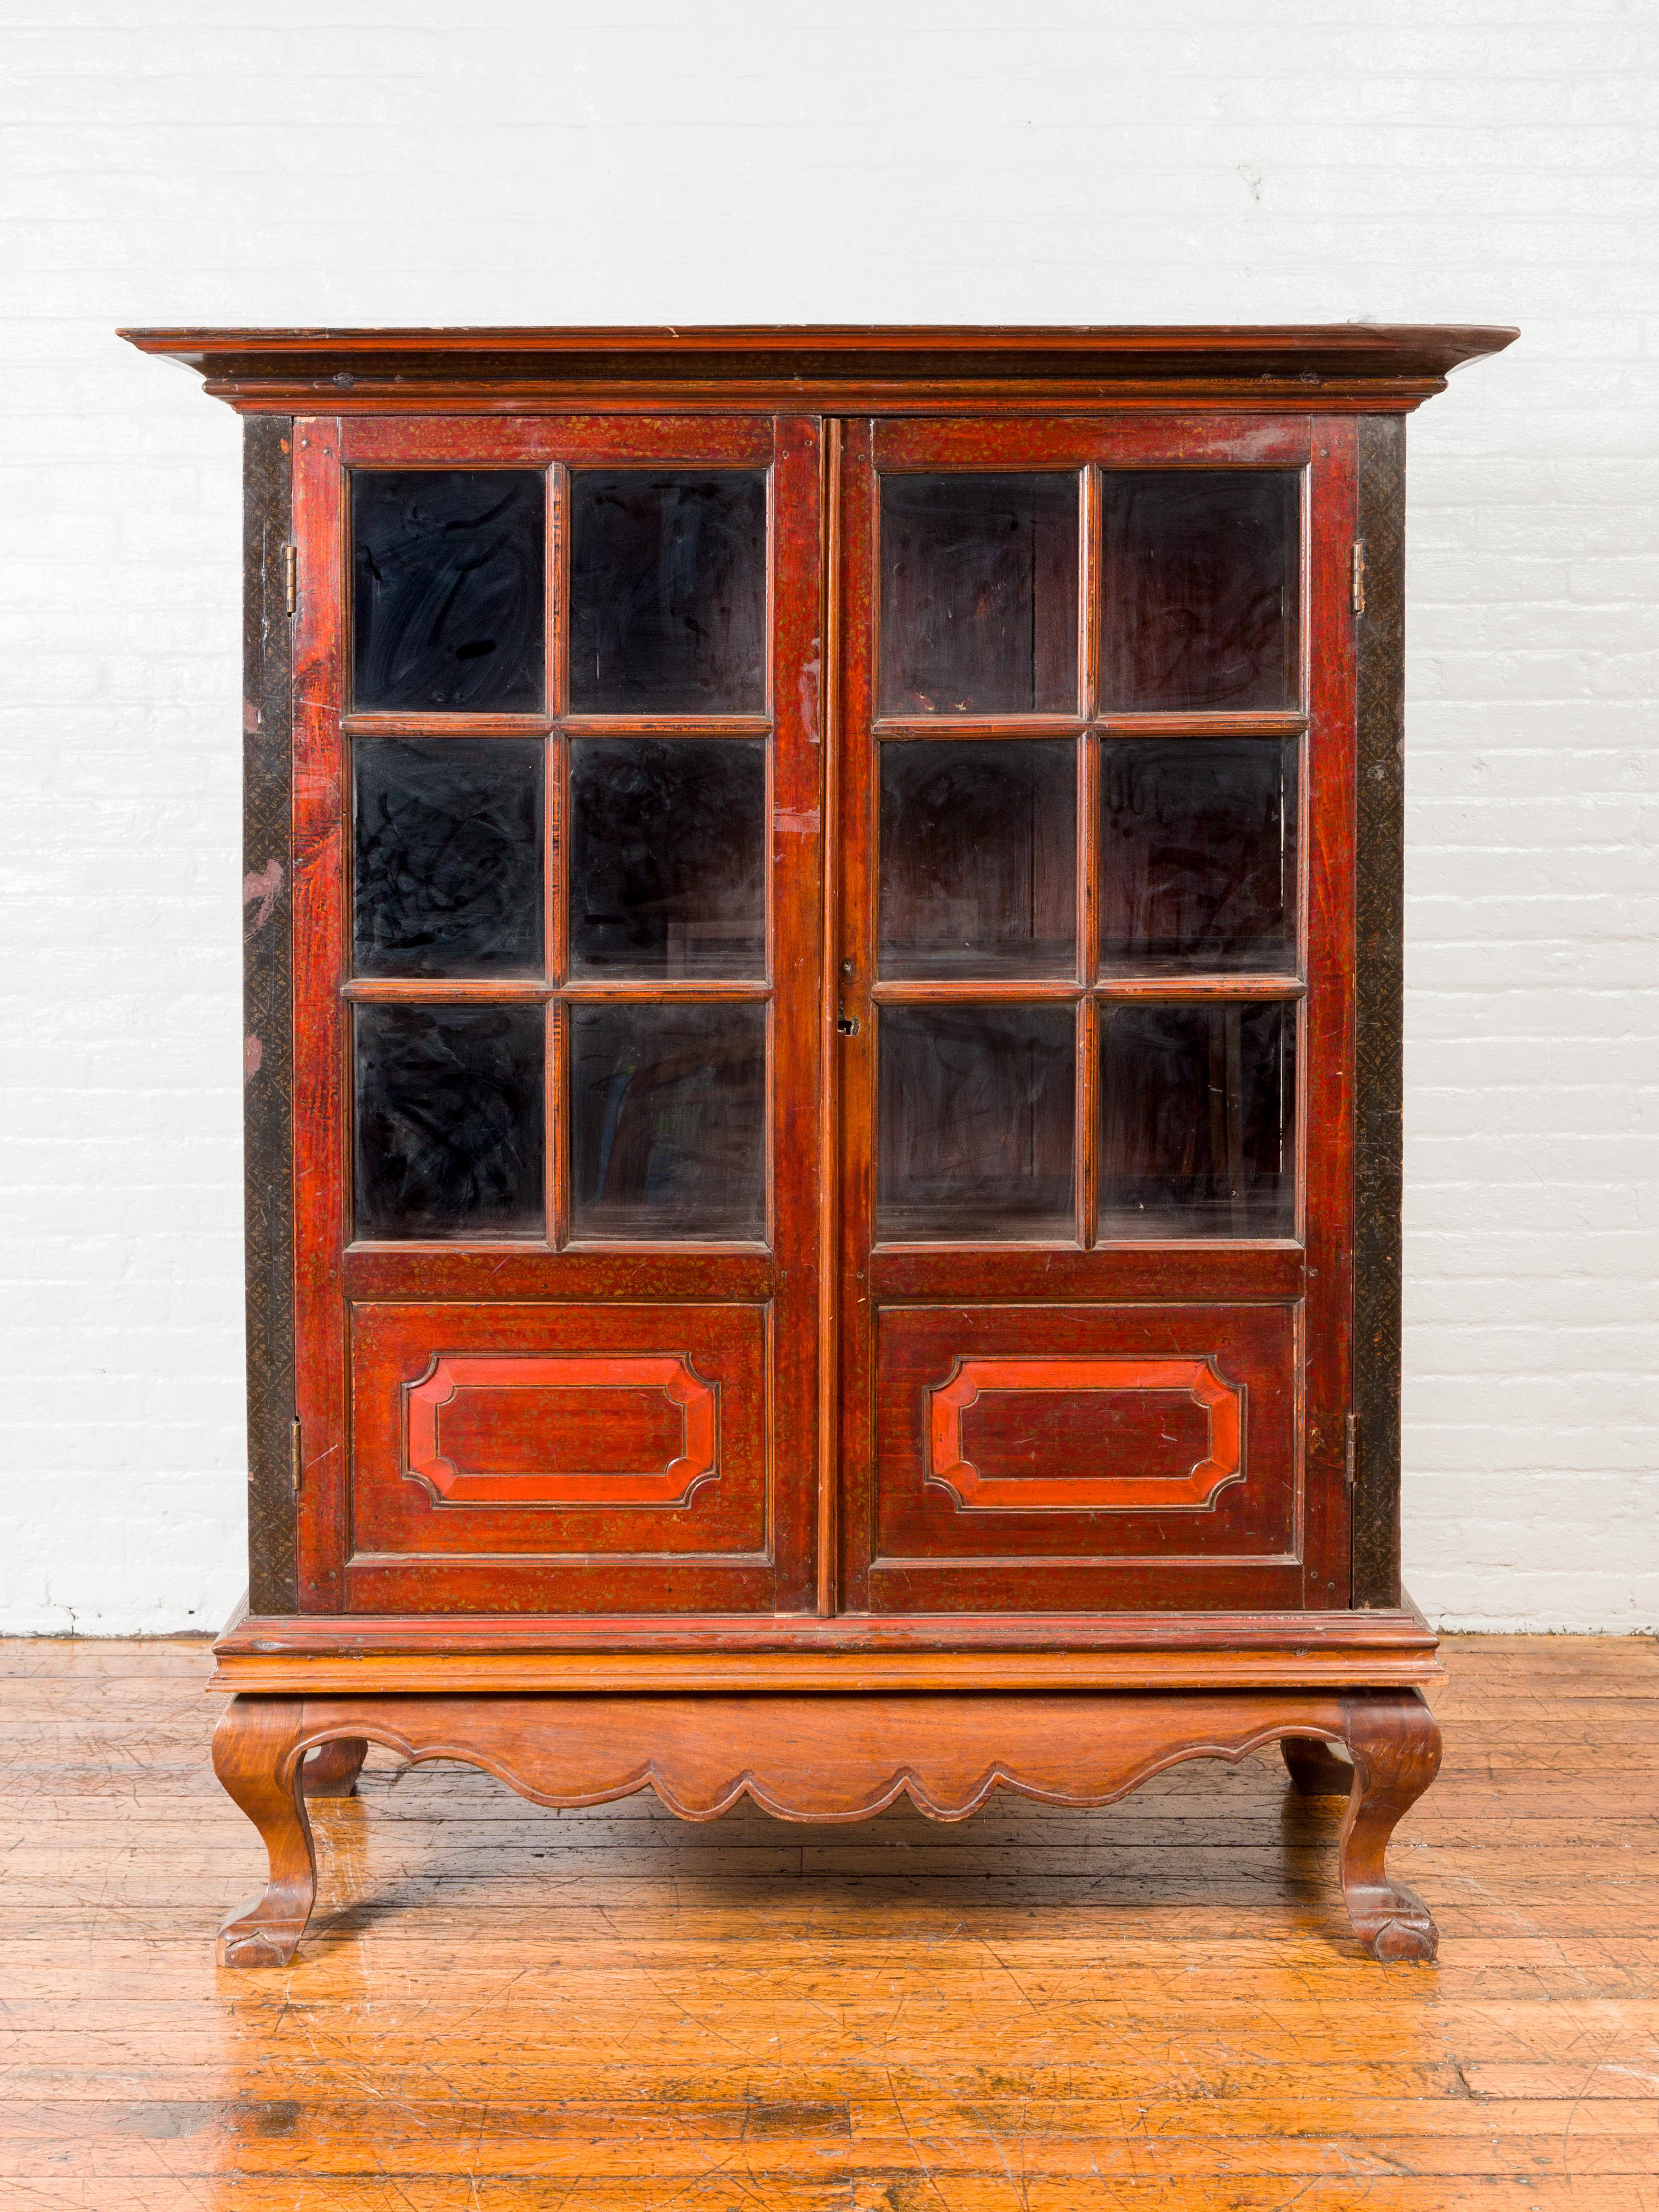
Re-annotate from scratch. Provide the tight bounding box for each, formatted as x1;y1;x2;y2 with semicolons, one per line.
210;1604;1445;1695
212;1684;1441;1969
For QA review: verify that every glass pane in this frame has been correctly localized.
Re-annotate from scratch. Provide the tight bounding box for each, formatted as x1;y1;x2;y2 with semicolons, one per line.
569;1002;766;1241
1100;738;1297;974
354;1004;545;1241
1100;470;1300;712
880;739;1076;978
878;1005;1075;1241
880;473;1079;715
353;737;543;979
568;473;767;713
569;738;766;978
352;471;545;713
1098;1001;1294;1239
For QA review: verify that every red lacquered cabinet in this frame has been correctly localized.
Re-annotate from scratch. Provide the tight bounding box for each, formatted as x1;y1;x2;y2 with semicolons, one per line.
122;323;1516;1963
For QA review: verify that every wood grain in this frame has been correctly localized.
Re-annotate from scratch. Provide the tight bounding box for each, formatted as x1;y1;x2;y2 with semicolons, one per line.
118;322;1522;420
239;414;298;1616
1351;411;1409;1607
832;413;1353;1616
872;1303;1302;1603
402;1350;719;1507
131;339;1526;2066
928;1353;1235;1511
286;412;826;1617
3;1632;1655;2207
209;1600;1444;1694
206;1683;1442;1967
288;417;348;1610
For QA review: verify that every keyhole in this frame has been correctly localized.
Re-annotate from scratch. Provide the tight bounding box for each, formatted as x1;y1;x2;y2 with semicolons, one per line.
837;1015;860;1036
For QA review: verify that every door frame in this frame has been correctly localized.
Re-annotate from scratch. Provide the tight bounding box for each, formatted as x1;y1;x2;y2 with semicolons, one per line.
826;412;1360;1614
287;412;828;1613
281;404;1361;1619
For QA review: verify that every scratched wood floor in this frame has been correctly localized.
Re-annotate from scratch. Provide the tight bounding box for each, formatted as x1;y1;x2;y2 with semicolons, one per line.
2;1636;1656;2210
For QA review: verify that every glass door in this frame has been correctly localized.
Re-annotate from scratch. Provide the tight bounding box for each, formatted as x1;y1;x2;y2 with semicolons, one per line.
834;415;1358;1613
289;414;825;1614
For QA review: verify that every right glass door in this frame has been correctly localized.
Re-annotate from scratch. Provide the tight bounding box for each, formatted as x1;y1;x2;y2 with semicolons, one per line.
835;415;1358;1613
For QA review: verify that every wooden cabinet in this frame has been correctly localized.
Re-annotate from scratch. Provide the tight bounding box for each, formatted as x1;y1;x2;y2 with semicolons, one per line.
122;322;1515;1964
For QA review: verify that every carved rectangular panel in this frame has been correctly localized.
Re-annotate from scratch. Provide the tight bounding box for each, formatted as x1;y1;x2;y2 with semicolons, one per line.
348;1302;770;1610
931;1356;1240;1511
873;1303;1301;1605
406;1353;718;1506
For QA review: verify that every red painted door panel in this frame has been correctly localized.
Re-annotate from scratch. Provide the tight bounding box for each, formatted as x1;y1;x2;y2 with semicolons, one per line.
345;1301;770;1612
288;414;824;1613
832;415;1358;1613
869;1302;1303;1611
290;407;1358;1619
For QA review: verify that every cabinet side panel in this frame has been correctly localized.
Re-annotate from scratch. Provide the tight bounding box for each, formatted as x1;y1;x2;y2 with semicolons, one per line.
1353;414;1406;1607
243;416;297;1614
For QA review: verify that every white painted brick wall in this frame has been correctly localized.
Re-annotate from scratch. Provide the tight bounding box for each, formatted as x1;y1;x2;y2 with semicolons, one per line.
1;0;1653;1632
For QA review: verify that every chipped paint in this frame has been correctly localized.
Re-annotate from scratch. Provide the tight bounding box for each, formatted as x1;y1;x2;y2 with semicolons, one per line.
242;856;282;934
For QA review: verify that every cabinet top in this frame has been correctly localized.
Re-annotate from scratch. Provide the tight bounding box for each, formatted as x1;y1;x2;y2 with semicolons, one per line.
119;322;1517;415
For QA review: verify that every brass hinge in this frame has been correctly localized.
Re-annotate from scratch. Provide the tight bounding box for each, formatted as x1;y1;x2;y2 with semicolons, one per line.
290;1415;303;1498
1344;1410;1357;1488
1351;540;1366;615
283;543;298;618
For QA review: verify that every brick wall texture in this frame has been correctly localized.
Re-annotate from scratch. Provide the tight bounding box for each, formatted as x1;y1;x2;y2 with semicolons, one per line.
1;0;1654;1631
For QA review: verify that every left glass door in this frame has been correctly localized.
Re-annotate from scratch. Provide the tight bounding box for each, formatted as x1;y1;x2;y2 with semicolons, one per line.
288;415;825;1614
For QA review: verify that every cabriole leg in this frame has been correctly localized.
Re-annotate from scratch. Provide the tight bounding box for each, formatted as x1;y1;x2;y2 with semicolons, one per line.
1338;1690;1442;1963
212;1696;315;1968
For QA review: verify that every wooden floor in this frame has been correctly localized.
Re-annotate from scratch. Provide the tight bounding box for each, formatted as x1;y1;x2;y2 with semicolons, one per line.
2;1636;1656;2209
